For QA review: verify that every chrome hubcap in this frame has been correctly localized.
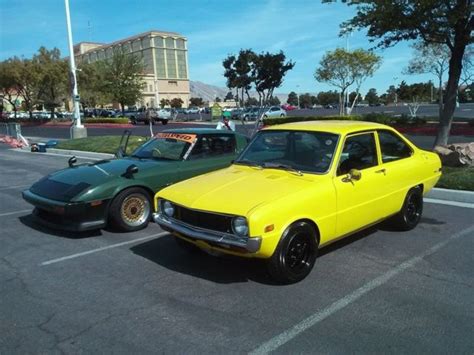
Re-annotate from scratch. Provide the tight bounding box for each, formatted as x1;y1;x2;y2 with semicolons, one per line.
120;194;150;227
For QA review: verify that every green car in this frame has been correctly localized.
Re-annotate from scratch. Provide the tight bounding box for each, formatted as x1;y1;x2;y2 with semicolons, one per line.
22;128;248;232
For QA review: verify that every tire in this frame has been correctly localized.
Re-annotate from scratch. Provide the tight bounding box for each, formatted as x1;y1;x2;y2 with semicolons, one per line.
266;221;318;284
390;186;423;231
280;114;285;117
161;119;168;125
108;187;152;232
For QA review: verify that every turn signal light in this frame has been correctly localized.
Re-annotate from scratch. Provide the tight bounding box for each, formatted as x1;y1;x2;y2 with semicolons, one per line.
90;200;103;207
264;224;274;233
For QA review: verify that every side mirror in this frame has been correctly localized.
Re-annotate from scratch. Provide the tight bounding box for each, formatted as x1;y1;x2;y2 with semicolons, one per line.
348;169;362;181
122;164;138;178
68;156;77;168
342;169;362;183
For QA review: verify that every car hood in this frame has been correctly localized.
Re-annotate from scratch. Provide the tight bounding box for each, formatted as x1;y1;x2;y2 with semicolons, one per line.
29;158;170;202
159;165;318;216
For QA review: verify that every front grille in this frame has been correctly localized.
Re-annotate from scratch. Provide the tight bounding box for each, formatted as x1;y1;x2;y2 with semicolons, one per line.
173;205;233;234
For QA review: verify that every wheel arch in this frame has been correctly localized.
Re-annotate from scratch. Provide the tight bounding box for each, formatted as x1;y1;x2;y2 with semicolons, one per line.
283;218;321;246
109;184;155;211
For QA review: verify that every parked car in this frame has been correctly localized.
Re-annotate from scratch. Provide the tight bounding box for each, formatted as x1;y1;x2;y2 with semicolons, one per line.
241;107;262;121
22;129;249;232
262;106;287;118
281;104;297;111
154;121;442;283
185;107;200;114
129;107;170;125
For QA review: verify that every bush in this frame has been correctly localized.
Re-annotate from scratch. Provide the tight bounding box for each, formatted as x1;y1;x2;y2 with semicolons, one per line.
393;114;427;126
84;118;130;124
263;115;361;126
362;113;393;125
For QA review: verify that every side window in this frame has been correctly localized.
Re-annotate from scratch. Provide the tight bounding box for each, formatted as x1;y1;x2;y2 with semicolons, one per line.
378;130;413;163
338;133;377;176
189;135;236;159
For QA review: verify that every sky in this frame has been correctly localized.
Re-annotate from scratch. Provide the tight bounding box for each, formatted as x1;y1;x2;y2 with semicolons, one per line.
0;0;435;96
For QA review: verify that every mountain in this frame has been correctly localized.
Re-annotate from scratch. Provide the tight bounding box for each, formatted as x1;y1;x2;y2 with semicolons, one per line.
189;80;292;103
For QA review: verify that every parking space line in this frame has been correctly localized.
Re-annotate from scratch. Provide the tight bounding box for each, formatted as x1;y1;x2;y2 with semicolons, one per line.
0;209;31;217
0;184;31;191
250;224;474;355
424;198;474;209
40;231;168;266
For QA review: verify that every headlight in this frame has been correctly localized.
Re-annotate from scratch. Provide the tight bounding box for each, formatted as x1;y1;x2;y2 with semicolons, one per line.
162;200;175;217
232;217;249;237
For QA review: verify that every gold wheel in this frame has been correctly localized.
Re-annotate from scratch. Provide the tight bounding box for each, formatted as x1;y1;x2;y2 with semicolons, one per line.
120;193;150;227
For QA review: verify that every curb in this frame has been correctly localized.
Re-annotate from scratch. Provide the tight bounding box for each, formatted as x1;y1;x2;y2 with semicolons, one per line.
46;148;114;160
426;187;474;204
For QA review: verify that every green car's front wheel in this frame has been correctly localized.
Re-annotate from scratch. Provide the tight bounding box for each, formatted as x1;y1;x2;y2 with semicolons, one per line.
109;187;152;232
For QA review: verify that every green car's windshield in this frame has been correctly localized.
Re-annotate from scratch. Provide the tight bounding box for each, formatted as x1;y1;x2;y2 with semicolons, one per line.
235;130;339;174
131;133;196;160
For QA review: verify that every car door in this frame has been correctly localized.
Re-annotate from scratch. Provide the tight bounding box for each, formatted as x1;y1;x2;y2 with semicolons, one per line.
178;134;237;181
375;129;417;215
333;132;389;237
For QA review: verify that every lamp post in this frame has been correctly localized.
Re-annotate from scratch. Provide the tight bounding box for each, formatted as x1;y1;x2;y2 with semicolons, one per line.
296;85;300;109
64;0;87;138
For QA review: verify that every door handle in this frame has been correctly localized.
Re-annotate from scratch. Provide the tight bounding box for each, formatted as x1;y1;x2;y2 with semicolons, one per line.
375;168;386;175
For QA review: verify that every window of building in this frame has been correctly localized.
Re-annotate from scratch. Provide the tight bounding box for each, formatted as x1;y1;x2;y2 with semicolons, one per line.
122;43;131;53
166;50;177;78
149;84;153;92
141;37;150;49
378;130;413;163
154;48;166;78
165;37;175;49
153;36;164;47
132;39;141;52
142;48;154;74
337;133;378;175
176;38;185;49
176;51;187;79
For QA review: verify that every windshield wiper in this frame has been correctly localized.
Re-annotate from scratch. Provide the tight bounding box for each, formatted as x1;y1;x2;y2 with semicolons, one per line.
233;159;263;169
262;162;303;176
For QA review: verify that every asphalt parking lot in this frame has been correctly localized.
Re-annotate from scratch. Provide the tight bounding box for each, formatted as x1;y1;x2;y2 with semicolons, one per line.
0;144;473;353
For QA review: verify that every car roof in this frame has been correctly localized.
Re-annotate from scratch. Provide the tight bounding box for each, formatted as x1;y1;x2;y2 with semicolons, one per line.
163;128;241;135
265;120;390;135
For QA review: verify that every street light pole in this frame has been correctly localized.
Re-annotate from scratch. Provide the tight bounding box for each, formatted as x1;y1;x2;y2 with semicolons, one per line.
64;0;87;138
296;85;300;109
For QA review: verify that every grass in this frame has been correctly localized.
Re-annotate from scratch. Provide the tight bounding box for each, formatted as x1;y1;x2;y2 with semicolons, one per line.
436;166;474;191
56;135;149;155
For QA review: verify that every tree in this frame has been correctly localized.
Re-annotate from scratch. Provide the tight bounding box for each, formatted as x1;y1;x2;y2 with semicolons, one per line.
160;98;170;108
267;96;281;105
315;48;381;115
299;93;313;108
287;91;298;106
365;88;379;105
310;95;319;106
34;47;68;118
189;97;204;106
224;91;234;102
252;51;295;105
99;49;145;115
317;90;339;106
15;58;41;118
170;97;183;108
0;59;22;118
341;0;473;146
404;42;450;119
223;49;255;106
245;97;259;106
215;96;221;103
77;61;110;109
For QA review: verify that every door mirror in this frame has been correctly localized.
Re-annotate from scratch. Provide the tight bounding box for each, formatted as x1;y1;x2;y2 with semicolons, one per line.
122;164;139;178
342;169;362;183
68;156;77;168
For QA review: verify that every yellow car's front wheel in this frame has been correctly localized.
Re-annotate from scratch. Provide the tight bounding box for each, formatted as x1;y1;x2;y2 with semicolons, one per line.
266;221;318;284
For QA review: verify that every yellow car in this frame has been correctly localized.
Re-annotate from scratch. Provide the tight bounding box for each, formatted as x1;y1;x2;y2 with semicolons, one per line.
153;121;442;283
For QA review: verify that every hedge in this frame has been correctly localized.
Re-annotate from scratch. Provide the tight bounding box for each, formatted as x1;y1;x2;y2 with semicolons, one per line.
263;113;426;126
84;118;130;124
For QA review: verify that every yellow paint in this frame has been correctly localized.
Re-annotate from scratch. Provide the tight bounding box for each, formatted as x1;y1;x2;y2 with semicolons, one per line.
155;121;441;258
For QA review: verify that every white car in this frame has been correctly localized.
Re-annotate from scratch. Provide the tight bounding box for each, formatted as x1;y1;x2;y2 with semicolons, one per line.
185;107;200;114
262;106;287;118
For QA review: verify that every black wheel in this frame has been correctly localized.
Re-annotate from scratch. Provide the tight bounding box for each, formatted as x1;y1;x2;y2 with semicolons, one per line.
391;186;423;231
174;236;200;253
108;187;152;232
266;221;318;284
161;119;168;125
130;117;136;125
280;114;285;117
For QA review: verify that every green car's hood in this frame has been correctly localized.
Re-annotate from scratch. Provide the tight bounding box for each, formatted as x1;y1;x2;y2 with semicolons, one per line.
29;157;172;202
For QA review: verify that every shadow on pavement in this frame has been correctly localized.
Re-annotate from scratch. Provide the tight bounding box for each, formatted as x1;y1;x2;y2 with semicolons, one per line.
19;214;102;239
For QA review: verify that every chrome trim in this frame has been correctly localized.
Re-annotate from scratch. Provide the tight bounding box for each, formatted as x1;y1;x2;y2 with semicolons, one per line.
153;213;261;253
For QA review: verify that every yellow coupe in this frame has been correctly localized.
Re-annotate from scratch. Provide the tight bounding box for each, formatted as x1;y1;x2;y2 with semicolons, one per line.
153;121;442;283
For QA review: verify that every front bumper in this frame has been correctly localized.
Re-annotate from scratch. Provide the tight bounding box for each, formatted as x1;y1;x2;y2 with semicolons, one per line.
22;190;108;232
153;213;262;253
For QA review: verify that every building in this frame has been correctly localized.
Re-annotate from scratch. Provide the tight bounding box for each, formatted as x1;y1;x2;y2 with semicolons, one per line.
74;30;190;108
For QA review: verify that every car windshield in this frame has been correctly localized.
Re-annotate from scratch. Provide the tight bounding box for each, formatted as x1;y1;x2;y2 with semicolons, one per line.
234;130;339;174
130;133;196;160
